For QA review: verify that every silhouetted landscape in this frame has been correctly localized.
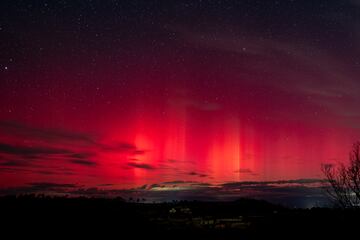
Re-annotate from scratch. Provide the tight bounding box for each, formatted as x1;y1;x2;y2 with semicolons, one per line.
1;195;358;239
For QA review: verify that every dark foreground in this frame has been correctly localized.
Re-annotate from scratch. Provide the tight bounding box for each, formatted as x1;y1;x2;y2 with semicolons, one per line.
0;195;358;239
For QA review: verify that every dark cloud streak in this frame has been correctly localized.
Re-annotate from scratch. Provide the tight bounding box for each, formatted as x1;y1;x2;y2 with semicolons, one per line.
0;121;96;145
127;162;155;170
0;143;71;156
70;159;97;166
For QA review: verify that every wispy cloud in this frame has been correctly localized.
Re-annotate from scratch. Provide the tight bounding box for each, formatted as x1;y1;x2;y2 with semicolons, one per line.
0;143;71;156
0;120;148;175
187;171;208;178
127;162;155;170
0;121;96;145
174;21;360;127
0;178;330;207
70;159;97;166
0;182;78;195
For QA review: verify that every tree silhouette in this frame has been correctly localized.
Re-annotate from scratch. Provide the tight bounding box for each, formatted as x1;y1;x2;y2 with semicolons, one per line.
322;141;360;208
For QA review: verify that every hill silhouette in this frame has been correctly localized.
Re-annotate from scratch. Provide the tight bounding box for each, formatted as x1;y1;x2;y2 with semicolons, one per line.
1;195;359;239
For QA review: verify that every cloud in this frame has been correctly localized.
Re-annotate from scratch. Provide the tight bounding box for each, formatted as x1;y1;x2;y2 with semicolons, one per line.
0;165;75;176
0;120;96;145
0;120;145;155
166;159;195;165
153;180;212;190
0;178;331;207
67;153;94;159
162;180;194;185
146;178;329;207
0;142;78;171
127;162;155;170
97;183;115;187
174;23;360;127
0;120;150;176
28;182;78;189
0;143;71;156
0;160;32;167
101;142;146;155
191;182;212;187
66;152;97;166
187;171;208;178
70;159;97;166
221;179;327;189
102;142;136;151
0;182;78;195
133;150;146;155
148;184;162;189
36;170;57;175
0;142;98;171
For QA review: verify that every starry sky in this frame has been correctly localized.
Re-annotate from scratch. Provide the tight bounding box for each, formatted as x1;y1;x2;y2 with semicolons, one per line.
1;0;360;203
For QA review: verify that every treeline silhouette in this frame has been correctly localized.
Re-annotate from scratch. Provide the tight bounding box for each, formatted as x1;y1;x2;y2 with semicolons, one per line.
0;195;359;239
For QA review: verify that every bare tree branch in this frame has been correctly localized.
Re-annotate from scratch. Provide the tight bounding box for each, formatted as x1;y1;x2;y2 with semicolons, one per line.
322;142;360;208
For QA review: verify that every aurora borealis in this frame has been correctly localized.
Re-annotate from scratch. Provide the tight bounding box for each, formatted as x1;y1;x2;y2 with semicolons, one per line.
1;1;360;203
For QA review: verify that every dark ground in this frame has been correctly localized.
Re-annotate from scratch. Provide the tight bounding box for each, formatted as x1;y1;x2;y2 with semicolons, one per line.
0;195;357;239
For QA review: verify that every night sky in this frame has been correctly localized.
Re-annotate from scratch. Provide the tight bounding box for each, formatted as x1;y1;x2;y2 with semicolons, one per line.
1;0;360;205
